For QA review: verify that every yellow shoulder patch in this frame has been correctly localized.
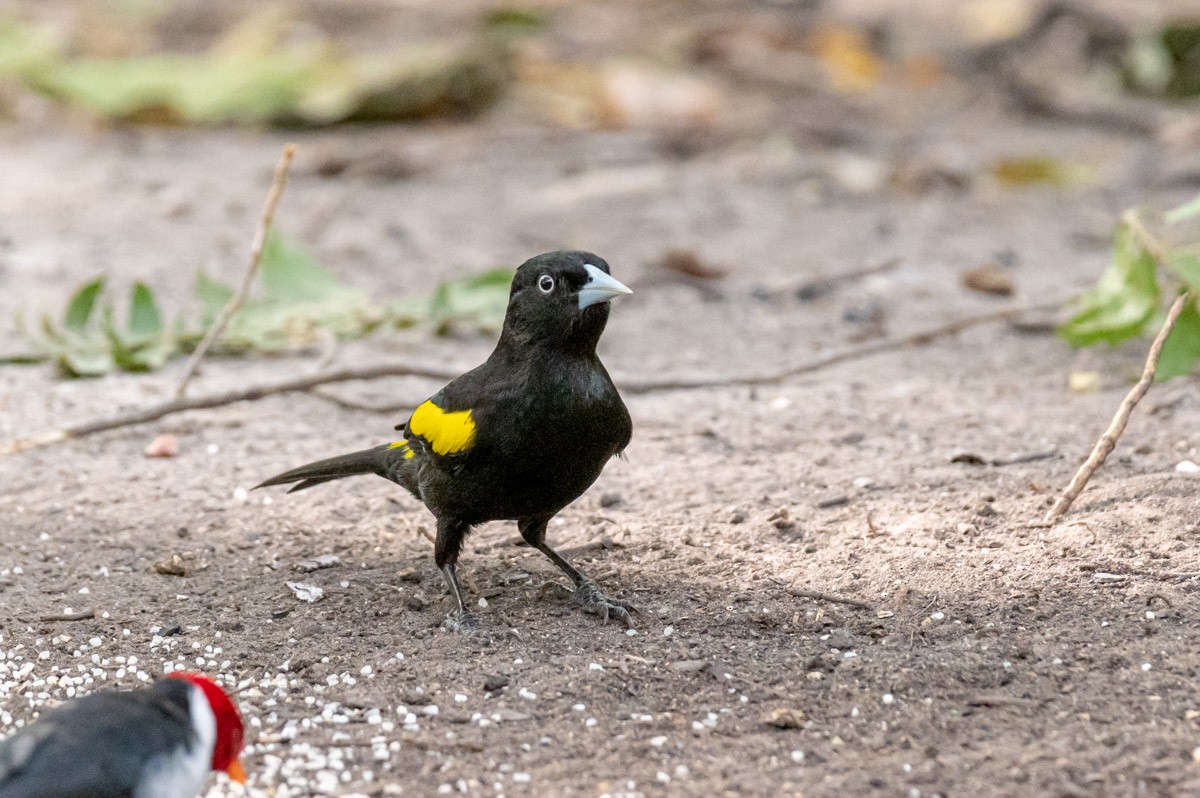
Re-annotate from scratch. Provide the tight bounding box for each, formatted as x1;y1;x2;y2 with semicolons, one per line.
387;440;415;459
408;400;476;456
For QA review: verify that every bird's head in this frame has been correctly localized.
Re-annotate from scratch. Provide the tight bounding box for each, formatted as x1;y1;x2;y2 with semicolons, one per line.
502;250;632;353
167;672;246;784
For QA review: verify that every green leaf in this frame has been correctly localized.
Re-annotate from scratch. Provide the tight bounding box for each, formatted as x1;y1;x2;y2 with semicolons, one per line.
63;277;105;332
1156;295;1200;381
128;282;164;338
258;230;349;304
483;7;548;31
1059;225;1161;347
1166;193;1200;225
57;348;115;378
195;271;235;323
1168;253;1200;290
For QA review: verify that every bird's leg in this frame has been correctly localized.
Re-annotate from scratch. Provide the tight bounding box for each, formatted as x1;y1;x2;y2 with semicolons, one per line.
519;517;637;628
434;518;482;633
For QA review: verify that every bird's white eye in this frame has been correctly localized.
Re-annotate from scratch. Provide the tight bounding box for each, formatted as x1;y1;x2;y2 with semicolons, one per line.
538;274;555;294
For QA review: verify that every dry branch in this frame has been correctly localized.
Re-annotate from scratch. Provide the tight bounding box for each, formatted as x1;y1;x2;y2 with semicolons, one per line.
779;586;874;611
2;359;461;455
1042;292;1192;524
2;300;1062;455
174;144;297;399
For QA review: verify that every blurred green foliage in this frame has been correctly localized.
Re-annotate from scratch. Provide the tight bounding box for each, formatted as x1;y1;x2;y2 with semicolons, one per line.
13;231;514;377
1060;193;1200;381
0;5;537;125
1124;20;1200;98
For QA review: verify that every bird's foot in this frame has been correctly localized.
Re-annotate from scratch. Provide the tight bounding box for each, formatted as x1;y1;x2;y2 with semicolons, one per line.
441;611;513;640
567;579;637;628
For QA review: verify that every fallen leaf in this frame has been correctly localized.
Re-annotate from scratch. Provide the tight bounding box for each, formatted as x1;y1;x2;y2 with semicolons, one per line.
992;157;1093;188
659;249;725;280
808;25;882;94
961;264;1015;296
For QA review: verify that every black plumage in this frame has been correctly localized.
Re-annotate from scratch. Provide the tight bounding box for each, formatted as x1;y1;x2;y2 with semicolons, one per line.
258;251;636;631
0;679;195;798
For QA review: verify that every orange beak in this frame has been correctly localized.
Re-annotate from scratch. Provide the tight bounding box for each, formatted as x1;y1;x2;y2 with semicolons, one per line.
225;758;247;784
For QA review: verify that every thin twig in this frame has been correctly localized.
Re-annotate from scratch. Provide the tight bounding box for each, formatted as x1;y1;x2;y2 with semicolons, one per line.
775;581;874;611
1043;292;1192;524
308;388;414;415
174;144;297;399
2;301;1062;454
618;300;1064;393
2;359;461;455
966;694;1040;709
35;608;97;622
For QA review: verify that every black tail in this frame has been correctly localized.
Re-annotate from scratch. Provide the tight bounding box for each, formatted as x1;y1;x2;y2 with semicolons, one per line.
256;444;402;494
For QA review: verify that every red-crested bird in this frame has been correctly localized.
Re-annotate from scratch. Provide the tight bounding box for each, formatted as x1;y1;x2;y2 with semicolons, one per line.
0;672;246;798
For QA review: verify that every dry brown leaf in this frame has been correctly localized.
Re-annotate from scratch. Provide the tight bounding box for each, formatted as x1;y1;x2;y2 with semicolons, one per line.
961;264;1015;297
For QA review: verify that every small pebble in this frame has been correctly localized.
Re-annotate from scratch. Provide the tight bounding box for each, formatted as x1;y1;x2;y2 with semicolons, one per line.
882;693;895;705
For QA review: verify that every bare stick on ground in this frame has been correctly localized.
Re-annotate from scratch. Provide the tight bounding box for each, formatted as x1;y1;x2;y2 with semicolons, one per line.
1042;292;1192;525
774;581;875;611
34;608;97;623
2;300;1063;455
1;359;462;455
174;144;297;399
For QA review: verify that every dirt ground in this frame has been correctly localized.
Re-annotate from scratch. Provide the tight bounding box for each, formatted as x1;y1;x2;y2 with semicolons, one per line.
3;1;1200;797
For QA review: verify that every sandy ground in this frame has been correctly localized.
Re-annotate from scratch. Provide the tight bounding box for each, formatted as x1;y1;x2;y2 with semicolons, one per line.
4;2;1200;797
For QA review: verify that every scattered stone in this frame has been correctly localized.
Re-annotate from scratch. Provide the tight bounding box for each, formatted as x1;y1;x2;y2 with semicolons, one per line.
153;555;188;577
484;673;509;692
151;623;182;637
296;555;342;573
764;707;806;729
1069;371;1100;394
668;660;708;673
143;434;179;458
1176;460;1200;474
599;492;623;508
286;581;325;603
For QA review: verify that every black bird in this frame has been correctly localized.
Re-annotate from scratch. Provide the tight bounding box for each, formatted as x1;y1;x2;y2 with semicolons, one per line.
0;672;246;798
258;251;636;631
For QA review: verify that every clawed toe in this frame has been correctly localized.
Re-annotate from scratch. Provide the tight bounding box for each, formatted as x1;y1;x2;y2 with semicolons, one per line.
569;579;638;628
441;610;515;640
